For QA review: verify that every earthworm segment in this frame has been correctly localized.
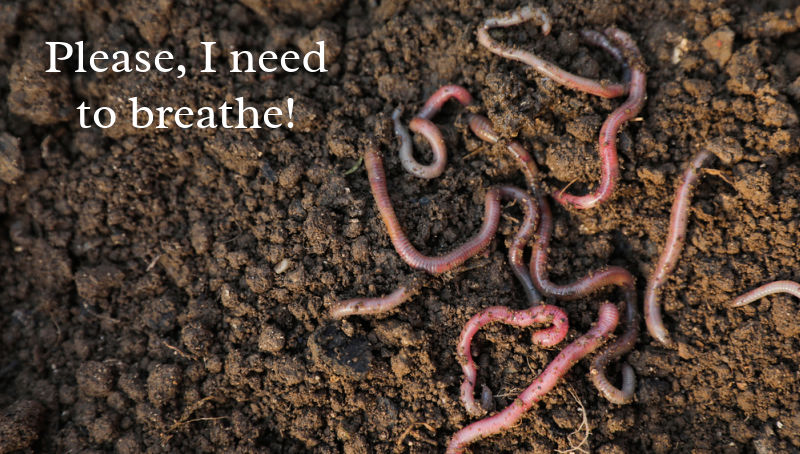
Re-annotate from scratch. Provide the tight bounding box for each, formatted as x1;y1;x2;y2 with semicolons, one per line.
447;302;620;454
730;280;800;308
457;304;568;417
644;150;715;347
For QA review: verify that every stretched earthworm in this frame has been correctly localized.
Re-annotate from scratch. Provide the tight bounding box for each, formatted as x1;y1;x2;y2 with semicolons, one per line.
550;28;647;210
644;150;714;347
394;86;473;179
477;6;627;99
457;304;568;416
529;193;638;403
729;280;800;307
330;274;426;318
447;302;620;454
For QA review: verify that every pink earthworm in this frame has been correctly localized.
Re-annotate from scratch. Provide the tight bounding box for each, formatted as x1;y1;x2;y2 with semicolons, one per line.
417;84;473;120
729;280;800;308
550;28;647;210
447;302;620;454
495;185;542;306
477;6;628;99
457;304;568;416
467;113;540;192
393;86;473;179
529;194;638;403
644;150;715;347
330;279;424;318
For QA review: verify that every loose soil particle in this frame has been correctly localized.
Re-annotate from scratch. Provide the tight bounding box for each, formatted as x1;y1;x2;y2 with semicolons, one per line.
1;0;800;453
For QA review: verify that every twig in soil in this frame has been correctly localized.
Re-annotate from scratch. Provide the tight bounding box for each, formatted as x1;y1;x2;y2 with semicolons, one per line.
530;193;638;404
394;421;437;452
555;388;591;454
644;150;715;347
161;396;224;445
457;304;569;416
729;280;800;307
163;341;198;360
447;302;619;454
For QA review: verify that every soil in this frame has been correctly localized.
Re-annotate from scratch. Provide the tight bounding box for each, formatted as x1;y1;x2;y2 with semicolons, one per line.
1;0;799;453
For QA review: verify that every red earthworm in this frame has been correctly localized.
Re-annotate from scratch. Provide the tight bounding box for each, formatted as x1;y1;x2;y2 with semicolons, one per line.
447;302;620;454
729;280;800;308
477;6;628;99
550;28;647;210
529;193;638;403
417;84;473;120
457;304;568;416
644;150;714;347
467;113;540;191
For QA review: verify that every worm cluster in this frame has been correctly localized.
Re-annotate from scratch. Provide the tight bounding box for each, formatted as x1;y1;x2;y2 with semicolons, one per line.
326;4;797;452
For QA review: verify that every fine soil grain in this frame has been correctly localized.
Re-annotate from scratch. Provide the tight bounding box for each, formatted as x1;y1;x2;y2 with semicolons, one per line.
1;0;799;452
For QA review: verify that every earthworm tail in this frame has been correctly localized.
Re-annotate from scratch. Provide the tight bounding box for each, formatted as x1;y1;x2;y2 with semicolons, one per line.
729;280;800;307
477;6;628;99
447;302;620;453
550;28;647;210
530;193;639;403
644;150;714;347
417;84;473;120
457;304;568;416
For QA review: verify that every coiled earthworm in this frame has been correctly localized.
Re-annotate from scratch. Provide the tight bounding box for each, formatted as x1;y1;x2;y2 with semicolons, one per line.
529;193;638;403
467;113;540;192
729;280;800;307
457;304;568;416
477;6;627;99
447;302;620;454
644;150;714;347
550;28;647;210
394;86;473;179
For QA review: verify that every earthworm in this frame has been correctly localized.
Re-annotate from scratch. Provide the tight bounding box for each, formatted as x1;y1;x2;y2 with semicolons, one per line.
529;193;639;403
365;148;543;277
330;275;425;318
644;150;714;347
550;28;647;210
495;185;542;306
394;86;473;179
417;84;473;120
457;304;568;416
477;6;628;99
729;280;800;307
467;113;540;191
447;302;620;454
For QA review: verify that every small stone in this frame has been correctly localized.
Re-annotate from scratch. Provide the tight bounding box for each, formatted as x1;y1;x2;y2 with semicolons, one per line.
258;324;286;353
702;26;735;67
76;361;114;398
0;133;23;184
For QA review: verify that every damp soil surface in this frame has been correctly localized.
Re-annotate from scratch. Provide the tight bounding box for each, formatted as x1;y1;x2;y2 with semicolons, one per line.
1;0;800;453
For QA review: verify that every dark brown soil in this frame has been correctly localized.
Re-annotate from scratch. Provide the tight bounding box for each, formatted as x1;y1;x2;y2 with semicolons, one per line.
1;0;799;453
